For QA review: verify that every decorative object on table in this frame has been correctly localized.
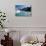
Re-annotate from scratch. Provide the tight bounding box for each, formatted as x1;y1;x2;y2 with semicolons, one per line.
1;33;13;46
20;35;38;44
15;4;32;16
41;34;46;46
0;10;6;28
1;29;13;46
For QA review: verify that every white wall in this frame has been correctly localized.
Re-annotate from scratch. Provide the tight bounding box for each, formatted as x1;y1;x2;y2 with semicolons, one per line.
0;0;46;28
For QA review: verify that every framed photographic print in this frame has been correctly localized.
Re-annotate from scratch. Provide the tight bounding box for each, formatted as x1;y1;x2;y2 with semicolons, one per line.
15;4;32;16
